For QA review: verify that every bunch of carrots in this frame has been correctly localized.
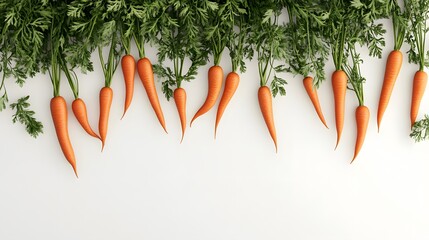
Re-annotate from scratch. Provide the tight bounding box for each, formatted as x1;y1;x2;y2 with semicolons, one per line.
2;0;429;177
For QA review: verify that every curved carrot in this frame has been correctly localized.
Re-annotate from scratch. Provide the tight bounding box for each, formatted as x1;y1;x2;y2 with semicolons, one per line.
190;65;223;126
99;87;113;151
50;96;78;177
72;98;100;140
174;87;187;143
352;105;370;162
137;57;167;133
303;76;328;128
258;86;277;152
377;50;403;131
121;54;136;119
332;70;347;149
410;70;428;127
214;71;240;138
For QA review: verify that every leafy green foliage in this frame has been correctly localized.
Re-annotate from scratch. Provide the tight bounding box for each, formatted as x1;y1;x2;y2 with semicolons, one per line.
405;0;429;70
410;115;429;142
10;96;43;138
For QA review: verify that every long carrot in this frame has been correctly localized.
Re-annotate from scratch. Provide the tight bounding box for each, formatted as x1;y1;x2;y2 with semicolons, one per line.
51;96;78;177
258;86;277;152
410;70;428;127
352;105;370;162
303;76;328;128
190;65;223;126
72;98;100;140
377;50;403;130
174;87;187;143
332;70;347;149
121;54;136;119
99;86;113;150
137;57;167;133
214;71;240;138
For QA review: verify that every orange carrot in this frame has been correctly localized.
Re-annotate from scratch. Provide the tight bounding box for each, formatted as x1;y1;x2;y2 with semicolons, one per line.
303;76;328;128
99;86;113;150
137;57;167;133
174;87;187;143
214;71;240;138
352;105;370;162
332;70;347;149
121;54;136;119
190;65;223;126
377;50;403;130
258;86;277;152
50;96;78;177
72;98;100;140
410;70;428;127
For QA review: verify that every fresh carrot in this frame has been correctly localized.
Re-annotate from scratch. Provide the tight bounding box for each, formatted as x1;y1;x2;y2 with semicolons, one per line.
303;76;328;128
214;71;240;138
72;98;100;140
258;86;277;152
99;86;113;150
352;105;370;162
121;54;136;119
51;96;78;177
332;70;347;149
137;57;167;133
174;87;187;143
190;65;224;126
410;70;428;127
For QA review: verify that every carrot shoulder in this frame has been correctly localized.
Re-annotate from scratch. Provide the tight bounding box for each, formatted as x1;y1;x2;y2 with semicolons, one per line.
258;86;277;152
303;76;328;128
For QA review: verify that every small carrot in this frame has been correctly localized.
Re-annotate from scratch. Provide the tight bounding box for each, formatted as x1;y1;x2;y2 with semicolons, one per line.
174;87;187;143
121;54;136;119
99;86;113;150
214;71;240;138
51;96;78;177
137;57;167;133
377;50;403;130
352;105;370;162
332;70;347;149
258;86;277;152
410;70;428;127
303;76;328;128
72;98;100;140
190;65;223;126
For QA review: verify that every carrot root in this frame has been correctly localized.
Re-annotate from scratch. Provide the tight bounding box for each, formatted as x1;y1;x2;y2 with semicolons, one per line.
332;70;347;149
99;87;113;151
352;105;370;163
174;88;187;143
410;70;428;128
121;54;136;119
72;98;100;140
303;76;328;128
258;86;277;152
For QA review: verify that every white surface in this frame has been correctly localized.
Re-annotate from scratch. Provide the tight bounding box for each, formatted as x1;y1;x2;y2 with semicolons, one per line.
1;19;429;240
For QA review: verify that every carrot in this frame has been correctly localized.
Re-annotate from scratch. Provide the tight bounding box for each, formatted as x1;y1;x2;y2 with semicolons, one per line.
137;57;167;133
174;87;187;143
99;86;113;151
332;70;347;149
352;105;370;162
50;96;78;177
377;50;403;130
410;70;428;127
72;98;100;140
190;65;223;126
121;54;136;119
214;71;240;138
258;86;277;152
303;76;328;128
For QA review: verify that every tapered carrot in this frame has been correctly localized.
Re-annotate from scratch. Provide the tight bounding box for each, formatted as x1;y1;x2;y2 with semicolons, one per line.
190;65;223;126
332;70;347;149
410;70;428;127
137;57;167;133
377;50;403;130
50;96;78;177
303;76;328;128
121;54;136;119
258;86;277;152
174;87;187;143
214;71;240;138
352;105;370;162
72;98;100;140
99;86;113;151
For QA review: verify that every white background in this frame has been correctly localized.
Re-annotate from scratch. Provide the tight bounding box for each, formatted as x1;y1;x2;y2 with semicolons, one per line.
1;18;429;240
